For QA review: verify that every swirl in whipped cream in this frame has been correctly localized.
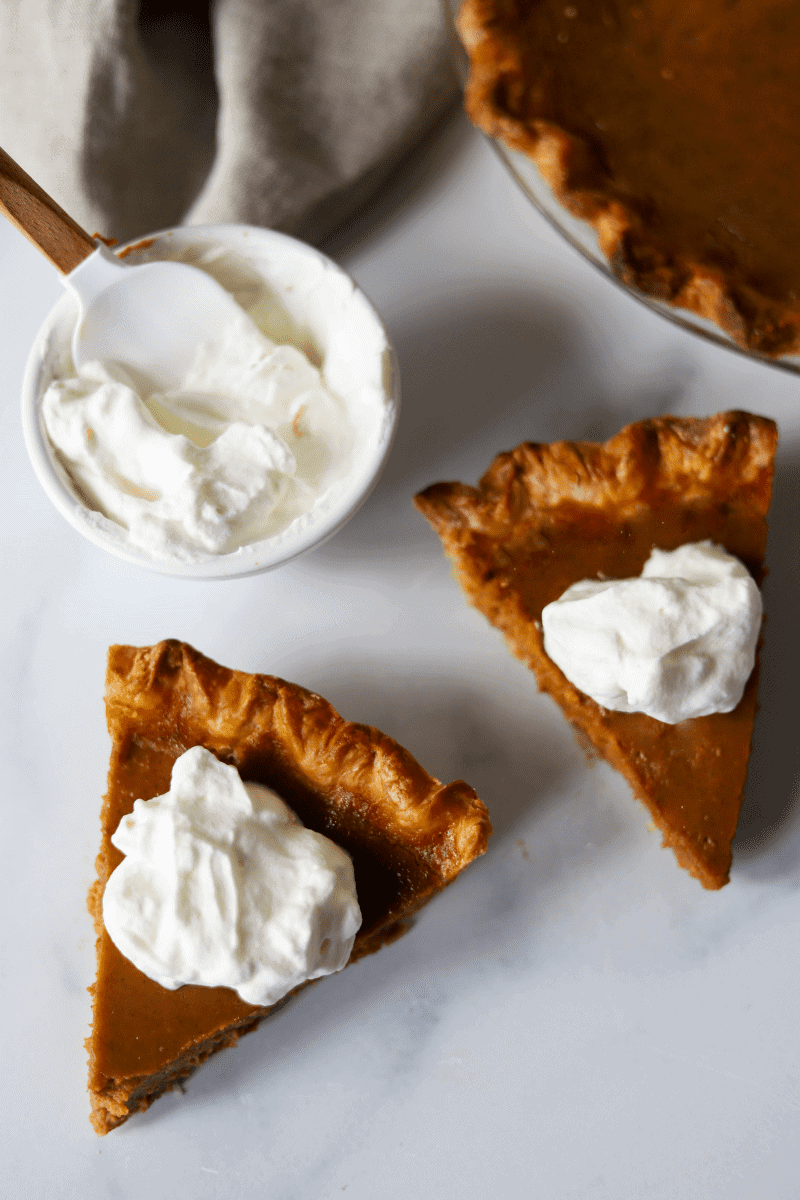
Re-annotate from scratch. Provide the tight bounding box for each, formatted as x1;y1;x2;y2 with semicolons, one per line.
541;541;761;724
102;746;362;1006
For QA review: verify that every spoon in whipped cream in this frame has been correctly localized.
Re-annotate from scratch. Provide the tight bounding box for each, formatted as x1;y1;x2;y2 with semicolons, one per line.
0;145;261;391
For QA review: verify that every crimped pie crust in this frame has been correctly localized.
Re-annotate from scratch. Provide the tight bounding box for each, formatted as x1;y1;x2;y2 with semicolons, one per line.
458;0;800;356
415;411;777;889
87;640;491;1133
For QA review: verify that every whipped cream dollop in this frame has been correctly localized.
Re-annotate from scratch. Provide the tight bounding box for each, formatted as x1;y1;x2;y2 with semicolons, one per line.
42;304;355;559
541;541;762;724
102;746;362;1006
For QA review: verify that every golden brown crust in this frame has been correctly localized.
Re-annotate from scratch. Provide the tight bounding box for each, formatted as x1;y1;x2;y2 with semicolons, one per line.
88;642;491;1134
102;641;488;885
417;412;776;543
457;0;800;357
415;411;777;890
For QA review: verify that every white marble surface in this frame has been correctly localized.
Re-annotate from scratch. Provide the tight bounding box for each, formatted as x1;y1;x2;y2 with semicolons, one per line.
2;113;800;1199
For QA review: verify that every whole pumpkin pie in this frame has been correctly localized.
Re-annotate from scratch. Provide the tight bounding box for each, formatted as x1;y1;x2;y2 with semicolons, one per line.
87;640;491;1133
415;411;777;888
458;0;800;356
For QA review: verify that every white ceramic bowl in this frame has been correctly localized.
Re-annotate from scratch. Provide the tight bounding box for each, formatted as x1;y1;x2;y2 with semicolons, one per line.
21;224;400;579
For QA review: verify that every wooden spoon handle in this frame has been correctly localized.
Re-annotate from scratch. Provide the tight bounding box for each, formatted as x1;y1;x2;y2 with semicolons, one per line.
0;146;96;274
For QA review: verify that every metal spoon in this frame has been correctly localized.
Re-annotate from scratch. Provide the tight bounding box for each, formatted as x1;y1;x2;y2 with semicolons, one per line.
0;146;252;390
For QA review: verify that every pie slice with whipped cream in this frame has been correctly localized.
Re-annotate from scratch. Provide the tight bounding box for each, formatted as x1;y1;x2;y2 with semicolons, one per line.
87;640;491;1133
415;412;777;888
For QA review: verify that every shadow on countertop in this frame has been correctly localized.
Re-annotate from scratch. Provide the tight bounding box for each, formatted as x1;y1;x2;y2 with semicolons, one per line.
733;441;800;879
311;282;690;571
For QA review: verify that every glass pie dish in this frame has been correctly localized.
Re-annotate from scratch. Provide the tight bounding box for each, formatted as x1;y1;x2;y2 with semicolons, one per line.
444;0;800;377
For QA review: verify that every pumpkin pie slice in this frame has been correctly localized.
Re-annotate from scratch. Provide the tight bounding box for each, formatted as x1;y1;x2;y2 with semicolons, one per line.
415;412;777;889
87;640;491;1134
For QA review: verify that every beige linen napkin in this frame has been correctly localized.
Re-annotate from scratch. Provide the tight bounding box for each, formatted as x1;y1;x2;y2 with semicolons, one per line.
0;0;456;244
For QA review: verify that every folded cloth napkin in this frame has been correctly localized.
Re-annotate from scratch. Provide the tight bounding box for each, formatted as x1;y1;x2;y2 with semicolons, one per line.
0;0;457;244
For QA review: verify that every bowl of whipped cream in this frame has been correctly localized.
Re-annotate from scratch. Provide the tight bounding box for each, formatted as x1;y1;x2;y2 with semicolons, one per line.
21;225;399;579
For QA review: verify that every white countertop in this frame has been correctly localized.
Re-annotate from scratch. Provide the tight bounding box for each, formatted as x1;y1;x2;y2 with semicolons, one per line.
2;112;799;1199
